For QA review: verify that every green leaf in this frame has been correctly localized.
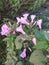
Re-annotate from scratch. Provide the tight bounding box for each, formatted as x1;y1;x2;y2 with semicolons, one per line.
47;48;49;52
15;37;22;49
33;40;48;49
29;50;47;65
16;61;23;65
9;42;14;50
3;37;10;41
44;33;49;41
33;29;45;40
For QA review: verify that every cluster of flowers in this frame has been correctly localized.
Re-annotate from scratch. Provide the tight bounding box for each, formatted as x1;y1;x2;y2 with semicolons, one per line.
0;13;49;58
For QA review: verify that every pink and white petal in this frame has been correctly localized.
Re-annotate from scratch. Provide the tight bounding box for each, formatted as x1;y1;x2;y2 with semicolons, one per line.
32;37;37;45
31;15;36;23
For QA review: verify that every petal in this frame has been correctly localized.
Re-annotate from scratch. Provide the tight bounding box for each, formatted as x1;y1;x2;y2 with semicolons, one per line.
20;49;26;58
46;55;49;58
20;17;29;25
46;31;49;34
1;24;11;36
16;17;21;24
16;25;26;34
13;31;16;34
22;38;26;41
23;13;29;20
36;19;42;29
31;15;36;23
32;37;37;45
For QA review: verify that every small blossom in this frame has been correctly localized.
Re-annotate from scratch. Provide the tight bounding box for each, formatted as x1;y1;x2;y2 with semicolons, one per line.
36;19;42;29
16;17;21;24
20;48;26;58
44;31;49;34
23;13;29;20
22;38;26;41
13;31;16;34
32;37;37;45
1;24;11;36
46;55;49;58
31;15;36;23
16;25;26;35
16;17;29;25
20;17;29;25
46;31;49;34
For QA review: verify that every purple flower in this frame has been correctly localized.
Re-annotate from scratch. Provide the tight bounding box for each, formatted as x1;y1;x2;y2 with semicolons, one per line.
16;25;26;35
36;19;42;29
1;24;11;36
23;13;29;20
31;15;36;23
20;48;26;58
32;37;37;45
16;17;29;25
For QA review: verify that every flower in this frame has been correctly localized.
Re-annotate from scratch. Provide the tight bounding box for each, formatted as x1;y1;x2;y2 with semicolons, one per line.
22;38;26;41
23;13;29;20
16;25;26;34
16;17;29;25
46;31;49;34
13;31;16;34
36;19;42;29
16;17;21;24
31;15;36;23
32;37;37;45
20;48;26;58
46;55;49;58
1;24;11;36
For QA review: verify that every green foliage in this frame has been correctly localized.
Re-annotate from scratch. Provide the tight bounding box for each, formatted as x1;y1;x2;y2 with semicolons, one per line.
44;33;49;41
5;36;17;65
14;34;33;49
33;40;48;49
33;29;45;40
0;0;3;11
47;48;49;52
29;50;47;65
16;61;23;65
15;37;22;49
33;0;46;12
0;0;46;19
5;50;17;65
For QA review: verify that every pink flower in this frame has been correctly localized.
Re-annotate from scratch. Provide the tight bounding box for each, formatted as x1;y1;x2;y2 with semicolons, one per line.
22;38;26;41
46;55;49;58
20;48;26;58
32;37;37;45
31;15;36;23
16;17;29;25
46;31;49;34
16;25;26;35
1;24;11;36
36;19;42;29
23;13;29;20
13;31;16;34
16;17;21;24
